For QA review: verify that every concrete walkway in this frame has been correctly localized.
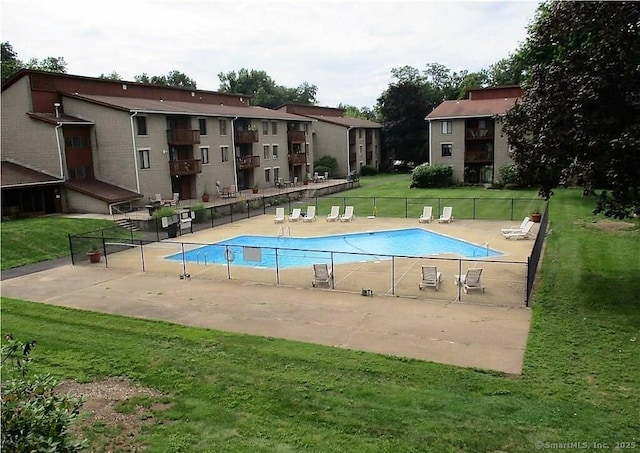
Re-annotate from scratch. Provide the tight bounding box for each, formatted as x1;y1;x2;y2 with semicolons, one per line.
1;262;531;374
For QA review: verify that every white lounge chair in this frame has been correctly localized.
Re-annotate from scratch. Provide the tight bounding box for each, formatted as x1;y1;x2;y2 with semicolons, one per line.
289;208;302;222
340;206;354;222
303;206;316;222
501;217;530;234
419;206;433;223
502;221;535;240
455;268;485;293
438;206;453;223
327;206;340;221
419;265;442;291
274;207;285;223
312;263;333;287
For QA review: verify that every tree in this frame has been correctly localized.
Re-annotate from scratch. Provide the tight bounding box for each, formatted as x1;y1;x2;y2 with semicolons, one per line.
2;41;67;83
134;70;197;88
502;1;640;218
337;103;379;121
25;56;67;73
217;68;317;108
377;81;431;166
99;70;122;80
487;51;528;87
1;41;22;82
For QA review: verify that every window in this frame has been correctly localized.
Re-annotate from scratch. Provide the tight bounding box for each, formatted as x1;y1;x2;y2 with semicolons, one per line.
64;136;90;148
304;122;309;133
441;143;452;157
441;120;452;134
136;117;147;135
262;121;269;135
263;144;270;159
273;167;280;181
221;146;229;162
264;168;271;183
199;119;207;135
200;146;209;164
271;121;278;135
272;144;279;159
139;149;150;168
219;119;227;136
358;129;363;139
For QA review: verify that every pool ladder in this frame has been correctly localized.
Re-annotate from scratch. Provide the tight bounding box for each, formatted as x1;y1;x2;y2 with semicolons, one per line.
472;241;490;257
278;226;290;237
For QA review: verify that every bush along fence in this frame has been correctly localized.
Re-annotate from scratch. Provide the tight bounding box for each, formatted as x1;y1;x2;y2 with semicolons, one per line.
69;197;548;306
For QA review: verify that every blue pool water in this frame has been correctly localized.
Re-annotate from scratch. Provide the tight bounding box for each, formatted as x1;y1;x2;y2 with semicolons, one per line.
166;228;503;269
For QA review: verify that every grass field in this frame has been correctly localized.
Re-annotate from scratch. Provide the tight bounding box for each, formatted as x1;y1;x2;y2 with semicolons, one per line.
1;179;639;452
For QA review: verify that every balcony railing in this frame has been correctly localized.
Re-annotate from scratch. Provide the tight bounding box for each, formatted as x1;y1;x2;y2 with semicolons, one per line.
287;130;306;143
465;128;493;140
465;151;494;162
166;129;200;145
288;152;307;166
235;130;259;143
237;155;260;169
169;159;202;176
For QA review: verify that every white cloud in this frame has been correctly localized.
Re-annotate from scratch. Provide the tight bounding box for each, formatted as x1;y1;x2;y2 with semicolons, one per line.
1;0;539;107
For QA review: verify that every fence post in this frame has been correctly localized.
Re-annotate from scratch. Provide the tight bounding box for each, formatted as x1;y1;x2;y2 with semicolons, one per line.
140;239;146;272
68;234;75;265
511;199;514;221
102;237;108;268
526;257;530;307
473;198;477;220
391;256;396;295
405;198;408;218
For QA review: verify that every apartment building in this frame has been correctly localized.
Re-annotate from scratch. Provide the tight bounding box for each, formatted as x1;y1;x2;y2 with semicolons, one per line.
426;86;522;184
1;70;313;216
278;104;382;177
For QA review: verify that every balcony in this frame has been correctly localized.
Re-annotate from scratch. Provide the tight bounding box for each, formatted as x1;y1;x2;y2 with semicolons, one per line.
169;159;202;176
237;155;260;169
366;151;373;163
235;130;259;143
465;128;493;140
287;130;306;143
365;130;373;144
288;152;307;166
349;151;356;162
166;129;200;145
465;151;494;163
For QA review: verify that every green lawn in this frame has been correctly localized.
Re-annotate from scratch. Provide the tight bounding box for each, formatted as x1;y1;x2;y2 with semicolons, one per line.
1;181;639;452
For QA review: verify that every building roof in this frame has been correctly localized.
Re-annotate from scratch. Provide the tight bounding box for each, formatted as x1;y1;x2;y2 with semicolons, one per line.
426;97;518;120
26;112;94;125
1;161;63;188
306;115;382;128
64;178;142;203
63;93;312;122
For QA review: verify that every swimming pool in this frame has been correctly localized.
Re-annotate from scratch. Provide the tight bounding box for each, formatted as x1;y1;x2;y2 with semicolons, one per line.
166;228;503;269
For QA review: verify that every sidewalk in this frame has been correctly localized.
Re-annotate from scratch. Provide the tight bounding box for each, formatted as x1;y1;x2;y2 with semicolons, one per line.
1;262;531;374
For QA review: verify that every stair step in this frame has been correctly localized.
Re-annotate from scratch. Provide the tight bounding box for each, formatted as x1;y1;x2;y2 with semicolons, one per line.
115;219;140;231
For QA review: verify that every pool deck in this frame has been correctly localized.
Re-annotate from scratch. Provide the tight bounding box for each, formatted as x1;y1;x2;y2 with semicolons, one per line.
1;215;537;374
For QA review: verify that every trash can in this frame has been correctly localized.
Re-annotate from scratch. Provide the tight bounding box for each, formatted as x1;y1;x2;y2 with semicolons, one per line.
167;223;178;238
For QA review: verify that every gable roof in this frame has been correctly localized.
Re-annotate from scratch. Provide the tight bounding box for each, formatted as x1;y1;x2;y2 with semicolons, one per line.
63;93;311;121
307;115;382;128
426;97;518;120
26;112;94;125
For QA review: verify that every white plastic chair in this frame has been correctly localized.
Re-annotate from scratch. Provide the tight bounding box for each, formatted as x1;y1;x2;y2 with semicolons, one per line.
326;206;340;222
419;206;433;223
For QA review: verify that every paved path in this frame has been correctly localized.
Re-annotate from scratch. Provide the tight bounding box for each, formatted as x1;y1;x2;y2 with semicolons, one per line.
1;264;531;374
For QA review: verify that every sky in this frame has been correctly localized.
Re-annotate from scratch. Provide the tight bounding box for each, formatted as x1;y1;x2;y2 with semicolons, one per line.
1;0;540;108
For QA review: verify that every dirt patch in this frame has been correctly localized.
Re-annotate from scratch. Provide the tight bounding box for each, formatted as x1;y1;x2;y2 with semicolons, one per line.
580;220;636;233
56;377;171;452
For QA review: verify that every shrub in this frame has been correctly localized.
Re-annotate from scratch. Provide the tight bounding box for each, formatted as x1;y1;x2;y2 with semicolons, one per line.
1;335;87;452
499;164;521;186
410;164;453;188
314;155;338;172
360;165;378;176
190;203;208;223
153;206;177;219
314;165;332;177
